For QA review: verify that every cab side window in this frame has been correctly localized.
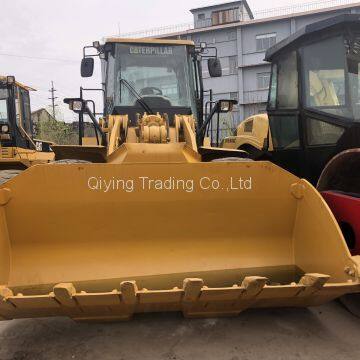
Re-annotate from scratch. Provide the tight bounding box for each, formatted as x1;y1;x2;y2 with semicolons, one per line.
268;63;277;109
0;89;8;122
105;52;116;114
269;115;300;149
306;118;344;146
277;51;298;109
244;120;254;133
20;88;32;134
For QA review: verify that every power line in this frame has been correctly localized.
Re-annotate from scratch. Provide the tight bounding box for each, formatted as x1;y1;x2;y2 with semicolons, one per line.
0;52;78;63
48;81;58;119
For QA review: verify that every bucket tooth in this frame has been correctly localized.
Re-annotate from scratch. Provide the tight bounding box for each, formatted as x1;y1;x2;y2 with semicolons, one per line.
241;276;268;298
0;286;15;313
183;278;204;302
53;283;77;307
120;281;138;305
0;286;13;300
298;273;330;297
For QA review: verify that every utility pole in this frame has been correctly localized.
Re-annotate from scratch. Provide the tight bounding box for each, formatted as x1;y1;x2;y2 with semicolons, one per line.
48;81;58;120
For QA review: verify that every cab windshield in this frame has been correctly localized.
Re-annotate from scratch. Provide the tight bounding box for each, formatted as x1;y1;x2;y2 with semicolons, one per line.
0;87;9;124
106;43;197;113
302;34;360;121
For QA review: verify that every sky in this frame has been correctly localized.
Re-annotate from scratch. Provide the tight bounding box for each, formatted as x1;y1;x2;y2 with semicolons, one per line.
0;0;330;121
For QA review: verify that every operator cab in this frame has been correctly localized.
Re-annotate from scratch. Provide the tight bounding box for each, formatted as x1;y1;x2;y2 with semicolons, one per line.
265;14;360;184
0;76;38;149
101;40;199;125
74;37;233;150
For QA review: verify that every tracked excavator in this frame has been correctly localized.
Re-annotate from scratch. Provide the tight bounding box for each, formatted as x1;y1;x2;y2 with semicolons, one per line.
222;15;360;256
0;37;358;322
0;76;54;180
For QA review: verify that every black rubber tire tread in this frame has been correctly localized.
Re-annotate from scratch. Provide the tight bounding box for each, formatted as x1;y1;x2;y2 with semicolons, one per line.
51;159;92;164
211;157;254;162
0;169;23;185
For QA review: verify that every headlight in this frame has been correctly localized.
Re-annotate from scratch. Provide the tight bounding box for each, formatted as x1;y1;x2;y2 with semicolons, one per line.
1;125;9;133
71;100;84;111
6;76;15;85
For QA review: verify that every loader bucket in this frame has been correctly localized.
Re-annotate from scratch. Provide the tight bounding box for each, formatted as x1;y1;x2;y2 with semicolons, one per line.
0;161;359;321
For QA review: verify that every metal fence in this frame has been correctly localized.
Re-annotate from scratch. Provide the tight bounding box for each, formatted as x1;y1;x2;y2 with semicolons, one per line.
117;0;359;39
119;22;192;39
249;0;359;20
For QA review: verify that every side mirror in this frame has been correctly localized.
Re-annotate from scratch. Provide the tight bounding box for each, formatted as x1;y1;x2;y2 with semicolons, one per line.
208;58;222;78
217;100;238;113
81;57;94;78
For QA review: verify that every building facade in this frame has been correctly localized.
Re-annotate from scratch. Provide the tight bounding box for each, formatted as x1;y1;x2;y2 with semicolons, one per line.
157;1;360;139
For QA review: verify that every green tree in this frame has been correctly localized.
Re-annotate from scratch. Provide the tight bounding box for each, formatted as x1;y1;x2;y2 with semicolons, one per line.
36;118;77;145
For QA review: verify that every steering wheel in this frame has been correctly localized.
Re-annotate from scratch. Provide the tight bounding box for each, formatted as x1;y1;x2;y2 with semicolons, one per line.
140;87;163;96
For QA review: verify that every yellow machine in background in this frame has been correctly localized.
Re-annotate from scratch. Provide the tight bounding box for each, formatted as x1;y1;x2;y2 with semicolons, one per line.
0;38;358;322
0;76;54;181
222;113;271;157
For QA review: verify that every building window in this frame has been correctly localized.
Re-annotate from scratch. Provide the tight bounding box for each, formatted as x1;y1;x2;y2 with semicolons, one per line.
257;72;271;89
198;13;205;20
230;92;239;109
256;33;277;51
230;92;238;101
227;30;237;41
212;8;239;26
229;56;238;75
192;36;200;45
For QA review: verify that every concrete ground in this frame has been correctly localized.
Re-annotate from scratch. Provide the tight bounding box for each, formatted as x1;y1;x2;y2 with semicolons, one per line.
0;301;359;360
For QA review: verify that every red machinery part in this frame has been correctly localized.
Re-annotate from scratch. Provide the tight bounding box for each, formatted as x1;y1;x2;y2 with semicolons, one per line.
321;191;360;256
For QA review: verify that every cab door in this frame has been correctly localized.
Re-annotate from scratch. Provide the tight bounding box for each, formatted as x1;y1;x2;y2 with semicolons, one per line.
268;111;305;177
266;51;306;178
303;113;346;184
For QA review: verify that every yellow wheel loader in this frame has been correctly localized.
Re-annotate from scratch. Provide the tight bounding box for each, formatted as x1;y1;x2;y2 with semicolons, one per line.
0;38;359;322
0;76;54;183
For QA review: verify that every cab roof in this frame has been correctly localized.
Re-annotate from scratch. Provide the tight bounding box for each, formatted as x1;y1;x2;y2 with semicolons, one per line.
265;14;360;62
104;38;195;47
0;76;36;91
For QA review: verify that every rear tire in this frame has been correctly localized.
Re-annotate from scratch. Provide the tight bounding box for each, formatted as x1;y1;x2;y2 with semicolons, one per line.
0;169;23;185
